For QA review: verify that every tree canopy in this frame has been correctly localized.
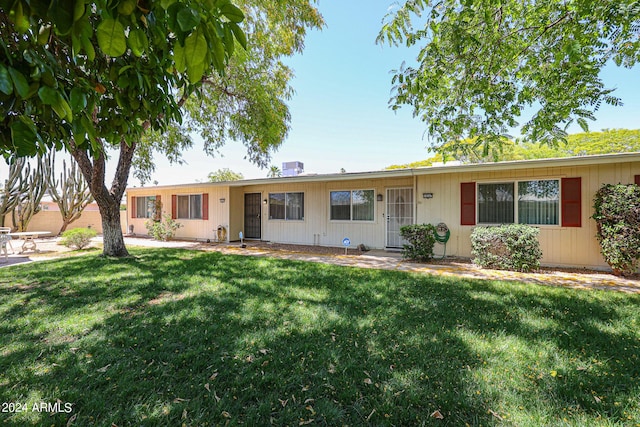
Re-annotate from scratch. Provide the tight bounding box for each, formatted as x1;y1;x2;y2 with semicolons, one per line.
207;168;243;182
1;0;246;158
378;0;640;155
386;129;640;169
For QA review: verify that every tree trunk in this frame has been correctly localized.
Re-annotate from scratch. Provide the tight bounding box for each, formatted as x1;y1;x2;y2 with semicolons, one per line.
69;138;135;258
98;200;128;257
58;220;71;236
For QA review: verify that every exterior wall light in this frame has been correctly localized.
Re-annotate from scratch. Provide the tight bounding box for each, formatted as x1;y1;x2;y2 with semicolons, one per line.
377;194;383;201
219;198;226;203
263;199;268;205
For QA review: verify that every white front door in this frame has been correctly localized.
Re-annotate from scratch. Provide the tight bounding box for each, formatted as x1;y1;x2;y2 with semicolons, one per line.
386;188;414;248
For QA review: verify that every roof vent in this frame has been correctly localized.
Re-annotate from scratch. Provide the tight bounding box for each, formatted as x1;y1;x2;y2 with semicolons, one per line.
282;161;304;177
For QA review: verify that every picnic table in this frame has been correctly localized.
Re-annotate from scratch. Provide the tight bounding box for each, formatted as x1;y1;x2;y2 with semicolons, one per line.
7;231;52;254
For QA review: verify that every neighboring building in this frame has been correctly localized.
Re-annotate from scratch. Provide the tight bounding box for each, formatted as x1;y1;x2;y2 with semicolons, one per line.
126;153;640;270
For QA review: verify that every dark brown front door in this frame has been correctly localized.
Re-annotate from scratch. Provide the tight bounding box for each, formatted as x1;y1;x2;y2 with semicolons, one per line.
244;193;261;239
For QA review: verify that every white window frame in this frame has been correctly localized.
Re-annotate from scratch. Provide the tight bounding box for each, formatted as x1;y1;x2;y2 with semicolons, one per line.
329;189;375;222
476;179;561;226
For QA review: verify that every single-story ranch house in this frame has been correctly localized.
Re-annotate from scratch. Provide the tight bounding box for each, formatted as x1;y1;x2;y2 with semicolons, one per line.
126;152;640;270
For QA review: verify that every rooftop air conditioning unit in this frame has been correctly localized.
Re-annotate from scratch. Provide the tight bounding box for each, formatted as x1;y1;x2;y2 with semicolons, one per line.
282;161;304;177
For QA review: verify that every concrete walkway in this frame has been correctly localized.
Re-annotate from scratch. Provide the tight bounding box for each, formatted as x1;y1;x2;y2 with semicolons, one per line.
2;236;639;294
204;243;640;294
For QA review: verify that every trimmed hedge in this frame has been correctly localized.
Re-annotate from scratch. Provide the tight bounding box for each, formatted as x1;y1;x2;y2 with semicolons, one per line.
471;224;542;272
400;224;436;261
60;228;97;250
592;183;640;276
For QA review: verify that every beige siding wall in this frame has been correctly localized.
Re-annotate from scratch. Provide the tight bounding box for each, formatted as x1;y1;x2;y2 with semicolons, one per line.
6;210;126;235
127;186;229;241
228;187;245;241
241;177;413;248
417;161;640;269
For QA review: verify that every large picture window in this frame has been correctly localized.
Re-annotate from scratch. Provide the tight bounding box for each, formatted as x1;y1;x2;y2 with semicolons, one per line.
518;180;559;225
477;179;559;225
330;190;374;221
269;192;304;220
177;194;202;219
135;196;156;219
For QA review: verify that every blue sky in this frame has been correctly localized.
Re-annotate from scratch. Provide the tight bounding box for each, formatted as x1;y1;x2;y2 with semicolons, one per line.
2;1;639;185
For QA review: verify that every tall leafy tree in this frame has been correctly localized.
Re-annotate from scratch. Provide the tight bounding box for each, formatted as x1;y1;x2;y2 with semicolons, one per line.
1;0;246;256
378;0;640;156
1;0;322;256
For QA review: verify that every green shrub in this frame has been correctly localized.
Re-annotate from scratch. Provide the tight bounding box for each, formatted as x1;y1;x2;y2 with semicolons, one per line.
145;214;182;241
471;224;542;272
400;224;436;261
592;183;640;276
60;228;97;250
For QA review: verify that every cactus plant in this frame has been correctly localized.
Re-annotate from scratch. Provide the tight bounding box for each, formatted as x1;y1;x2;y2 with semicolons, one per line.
11;155;48;232
0;158;29;229
45;153;94;235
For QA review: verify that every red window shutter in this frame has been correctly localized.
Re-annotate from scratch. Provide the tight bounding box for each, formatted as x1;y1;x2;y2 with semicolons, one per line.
130;196;136;218
635;175;640;186
155;195;162;221
202;193;209;220
561;177;582;227
460;182;476;225
171;195;177;219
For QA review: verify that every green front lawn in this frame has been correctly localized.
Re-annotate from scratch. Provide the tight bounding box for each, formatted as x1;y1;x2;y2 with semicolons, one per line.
1;249;639;426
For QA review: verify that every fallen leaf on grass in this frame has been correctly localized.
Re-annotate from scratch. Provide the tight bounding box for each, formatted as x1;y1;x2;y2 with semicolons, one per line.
259;349;268;355
489;409;503;421
96;364;111;373
210;372;218;380
299;419;314;425
221;411;231;419
66;414;77;426
173;398;189;403
366;409;376;421
430;410;444;419
363;378;373;385
204;383;210;392
279;399;288;407
214;391;221;402
594;396;602;403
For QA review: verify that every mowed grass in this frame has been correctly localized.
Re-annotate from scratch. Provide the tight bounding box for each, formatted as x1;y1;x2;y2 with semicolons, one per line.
1;249;639;426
